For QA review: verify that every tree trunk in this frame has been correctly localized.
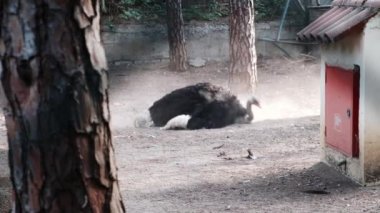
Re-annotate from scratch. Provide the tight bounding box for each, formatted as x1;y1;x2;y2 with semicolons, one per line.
166;0;188;71
228;0;257;93
0;0;125;212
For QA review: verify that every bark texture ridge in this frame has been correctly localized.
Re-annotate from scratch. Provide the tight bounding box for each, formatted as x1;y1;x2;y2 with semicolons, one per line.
0;0;125;212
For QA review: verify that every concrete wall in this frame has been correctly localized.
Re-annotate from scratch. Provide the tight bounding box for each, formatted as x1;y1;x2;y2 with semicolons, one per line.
101;22;308;64
320;28;364;184
362;14;380;184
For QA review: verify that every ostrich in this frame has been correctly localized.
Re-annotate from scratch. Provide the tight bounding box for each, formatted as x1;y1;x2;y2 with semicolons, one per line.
147;82;260;130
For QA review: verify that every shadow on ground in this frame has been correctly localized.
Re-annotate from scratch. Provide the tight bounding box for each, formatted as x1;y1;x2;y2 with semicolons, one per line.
123;163;372;212
144;162;359;200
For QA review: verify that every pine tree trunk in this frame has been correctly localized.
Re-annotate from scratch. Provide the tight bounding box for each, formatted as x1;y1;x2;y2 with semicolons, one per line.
228;0;257;93
0;0;125;212
166;0;188;72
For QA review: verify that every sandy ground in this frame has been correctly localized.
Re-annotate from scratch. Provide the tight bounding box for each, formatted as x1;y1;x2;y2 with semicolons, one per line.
1;57;380;212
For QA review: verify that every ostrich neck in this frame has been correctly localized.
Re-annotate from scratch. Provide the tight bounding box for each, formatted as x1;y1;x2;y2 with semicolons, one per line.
246;101;254;121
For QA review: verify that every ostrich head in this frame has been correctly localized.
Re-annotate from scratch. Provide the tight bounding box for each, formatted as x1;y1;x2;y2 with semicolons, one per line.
235;96;261;124
246;96;261;121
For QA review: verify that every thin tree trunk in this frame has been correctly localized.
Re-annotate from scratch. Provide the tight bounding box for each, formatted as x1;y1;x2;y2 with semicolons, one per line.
166;0;188;71
0;0;125;212
228;0;257;93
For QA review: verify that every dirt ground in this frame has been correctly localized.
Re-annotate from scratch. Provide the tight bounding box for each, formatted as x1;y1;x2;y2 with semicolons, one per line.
1;57;380;212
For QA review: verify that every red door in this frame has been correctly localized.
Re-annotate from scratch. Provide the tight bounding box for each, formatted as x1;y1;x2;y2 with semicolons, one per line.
325;65;359;157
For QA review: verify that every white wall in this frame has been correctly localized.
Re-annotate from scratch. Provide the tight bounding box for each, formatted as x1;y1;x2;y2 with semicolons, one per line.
362;14;380;184
320;14;380;185
320;28;364;183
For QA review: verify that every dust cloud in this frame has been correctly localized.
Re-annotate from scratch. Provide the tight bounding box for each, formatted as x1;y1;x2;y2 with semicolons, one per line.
108;58;321;129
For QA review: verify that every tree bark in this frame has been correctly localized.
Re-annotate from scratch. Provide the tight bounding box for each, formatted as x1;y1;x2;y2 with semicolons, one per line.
166;0;188;71
0;0;125;212
228;0;257;93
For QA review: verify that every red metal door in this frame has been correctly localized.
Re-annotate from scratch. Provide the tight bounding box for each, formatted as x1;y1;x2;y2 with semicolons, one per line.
325;65;359;157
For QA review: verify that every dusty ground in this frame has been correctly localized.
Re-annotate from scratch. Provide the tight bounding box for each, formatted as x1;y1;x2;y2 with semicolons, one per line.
1;57;380;212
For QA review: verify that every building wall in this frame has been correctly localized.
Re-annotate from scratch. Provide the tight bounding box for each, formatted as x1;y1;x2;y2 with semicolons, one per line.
362;14;380;184
320;28;364;183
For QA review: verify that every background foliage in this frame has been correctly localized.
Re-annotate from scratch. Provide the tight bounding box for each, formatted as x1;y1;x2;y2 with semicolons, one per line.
104;0;290;23
255;0;286;21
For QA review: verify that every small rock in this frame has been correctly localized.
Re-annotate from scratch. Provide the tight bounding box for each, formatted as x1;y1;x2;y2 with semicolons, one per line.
217;151;226;157
189;58;206;67
246;149;257;160
223;157;233;160
213;144;224;149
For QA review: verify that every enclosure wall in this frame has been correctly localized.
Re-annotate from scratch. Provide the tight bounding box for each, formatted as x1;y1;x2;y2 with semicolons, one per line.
101;22;310;64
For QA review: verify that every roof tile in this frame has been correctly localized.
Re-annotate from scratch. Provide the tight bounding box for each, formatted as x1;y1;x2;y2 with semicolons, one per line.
297;0;380;42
